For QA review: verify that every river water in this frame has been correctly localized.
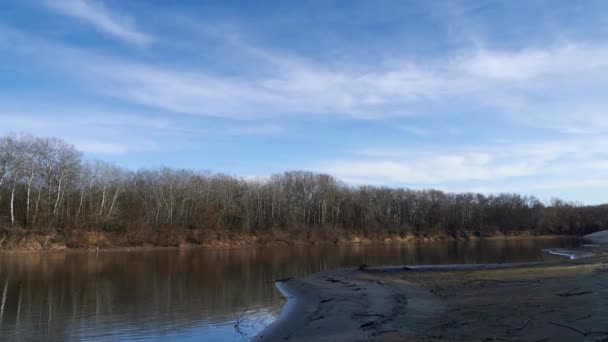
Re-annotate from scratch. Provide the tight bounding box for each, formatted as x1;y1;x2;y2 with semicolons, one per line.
0;237;580;341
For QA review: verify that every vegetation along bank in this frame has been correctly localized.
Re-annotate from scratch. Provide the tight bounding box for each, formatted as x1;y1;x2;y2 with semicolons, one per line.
1;133;607;250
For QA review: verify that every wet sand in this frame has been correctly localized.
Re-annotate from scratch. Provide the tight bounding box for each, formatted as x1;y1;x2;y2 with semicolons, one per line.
256;233;608;341
585;231;608;245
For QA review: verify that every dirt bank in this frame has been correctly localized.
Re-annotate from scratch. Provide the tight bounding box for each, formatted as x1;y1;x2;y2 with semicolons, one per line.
256;253;608;341
0;227;575;252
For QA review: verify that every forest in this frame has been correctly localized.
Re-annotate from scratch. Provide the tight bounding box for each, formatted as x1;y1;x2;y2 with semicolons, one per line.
0;133;607;249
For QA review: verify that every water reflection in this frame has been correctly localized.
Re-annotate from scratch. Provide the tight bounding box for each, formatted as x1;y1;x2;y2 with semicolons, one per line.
0;238;579;341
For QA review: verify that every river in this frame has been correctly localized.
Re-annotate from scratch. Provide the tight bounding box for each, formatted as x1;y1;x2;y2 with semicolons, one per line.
0;237;580;341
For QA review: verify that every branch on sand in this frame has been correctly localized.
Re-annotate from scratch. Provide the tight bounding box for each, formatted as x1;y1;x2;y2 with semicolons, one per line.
548;321;608;337
462;279;540;285
353;313;386;318
566;314;592;323
509;317;531;332
555;291;592;297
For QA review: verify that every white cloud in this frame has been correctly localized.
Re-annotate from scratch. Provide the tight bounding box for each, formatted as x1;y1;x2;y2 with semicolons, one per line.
320;153;538;185
74;141;129;154
316;138;608;188
81;41;608;136
0;109;164;155
4;23;608;135
4;19;608;203
42;0;151;46
225;123;283;135
460;44;608;80
397;125;431;136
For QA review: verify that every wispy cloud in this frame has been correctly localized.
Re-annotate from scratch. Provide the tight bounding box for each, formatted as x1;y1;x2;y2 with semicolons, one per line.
225;123;283;135
41;0;151;46
316;138;608;189
63;40;608;136
458;44;608;80
397;125;431;136
3;23;608;136
74;141;130;154
0;101;283;156
3;5;608;204
319;152;538;185
0;108;164;155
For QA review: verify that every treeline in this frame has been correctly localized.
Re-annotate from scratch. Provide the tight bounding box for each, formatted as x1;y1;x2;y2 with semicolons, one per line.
0;133;607;245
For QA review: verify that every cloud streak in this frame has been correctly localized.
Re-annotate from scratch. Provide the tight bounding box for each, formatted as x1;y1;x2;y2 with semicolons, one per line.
42;0;151;46
315;137;608;192
67;40;608;136
3;22;608;136
3;3;608;203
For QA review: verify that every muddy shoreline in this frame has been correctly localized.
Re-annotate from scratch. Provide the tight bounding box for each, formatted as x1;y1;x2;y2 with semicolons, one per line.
256;233;608;341
256;259;608;341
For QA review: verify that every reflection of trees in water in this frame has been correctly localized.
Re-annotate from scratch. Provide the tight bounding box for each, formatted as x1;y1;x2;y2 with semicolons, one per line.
0;250;283;340
0;238;579;340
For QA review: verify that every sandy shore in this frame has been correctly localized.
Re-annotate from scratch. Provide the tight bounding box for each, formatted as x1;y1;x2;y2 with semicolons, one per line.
584;230;608;245
255;236;608;341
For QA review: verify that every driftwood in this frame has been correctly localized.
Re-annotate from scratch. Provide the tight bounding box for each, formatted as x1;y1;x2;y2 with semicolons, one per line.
566;314;592;323
376;329;399;335
360;321;376;329
275;277;293;283
462;279;540;285
555;290;592;297
548;321;608;337
311;315;325;322
354;313;386;318
510;317;531;332
360;318;392;330
232;310;255;338
42;236;51;249
489;318;531;337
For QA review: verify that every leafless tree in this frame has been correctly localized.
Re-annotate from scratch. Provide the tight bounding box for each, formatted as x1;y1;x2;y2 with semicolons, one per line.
0;133;606;240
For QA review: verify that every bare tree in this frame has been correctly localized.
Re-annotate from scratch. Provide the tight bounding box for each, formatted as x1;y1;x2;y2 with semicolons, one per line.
0;132;606;242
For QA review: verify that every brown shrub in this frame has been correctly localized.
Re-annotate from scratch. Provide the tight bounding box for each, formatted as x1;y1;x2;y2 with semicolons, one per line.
154;225;186;247
125;223;151;246
64;229;111;248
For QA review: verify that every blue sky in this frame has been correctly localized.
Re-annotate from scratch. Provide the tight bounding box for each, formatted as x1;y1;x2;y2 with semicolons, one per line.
1;0;608;204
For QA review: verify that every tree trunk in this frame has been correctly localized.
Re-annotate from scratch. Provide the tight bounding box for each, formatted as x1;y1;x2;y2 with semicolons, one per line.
32;190;41;226
0;172;4;203
10;171;19;226
106;186;121;219
99;184;107;217
53;171;64;217
76;186;85;221
25;168;34;227
0;277;8;323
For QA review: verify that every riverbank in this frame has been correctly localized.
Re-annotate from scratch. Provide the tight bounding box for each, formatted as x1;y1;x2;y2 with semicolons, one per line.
256;259;608;341
255;233;608;341
0;226;584;252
